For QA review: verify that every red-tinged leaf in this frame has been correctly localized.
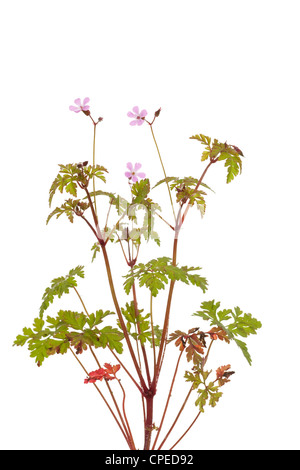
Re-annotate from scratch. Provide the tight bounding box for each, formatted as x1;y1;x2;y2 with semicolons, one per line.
103;363;121;376
216;364;235;386
216;364;231;379
84;367;115;384
189;334;204;353
231;145;244;156
208;327;230;343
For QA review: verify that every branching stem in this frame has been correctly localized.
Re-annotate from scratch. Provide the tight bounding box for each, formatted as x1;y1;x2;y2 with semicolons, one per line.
152;349;184;449
69;347;131;447
157;384;193;450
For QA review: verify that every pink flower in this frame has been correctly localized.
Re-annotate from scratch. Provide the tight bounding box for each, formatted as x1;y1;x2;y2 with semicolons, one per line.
127;106;147;126
69;97;90;113
125;162;146;182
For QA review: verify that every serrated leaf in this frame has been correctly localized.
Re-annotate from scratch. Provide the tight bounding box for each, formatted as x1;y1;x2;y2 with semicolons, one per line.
58;310;87;330
123;258;207;297
39;266;85;317
86;309;115;328
98;326;124;353
131;178;150;204
33;318;45;332
194;300;261;365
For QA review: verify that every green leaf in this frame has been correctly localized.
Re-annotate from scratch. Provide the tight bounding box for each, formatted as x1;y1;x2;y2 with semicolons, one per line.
189;134;244;182
152;325;163;347
207;383;223;408
123;258;207;297
152;176;179;189
224;155;242;183
195;389;209;412
14;303;118;365
119;302;155;345
194;300;261;365
33;317;45;332
58;310;87;330
86;309;115;328
49;163;108;207
91;242;101;262
98;326;124;353
39;266;85;317
46;199;89;225
189;134;212;162
131;178;150;204
190;134;211;146
84;190;129;216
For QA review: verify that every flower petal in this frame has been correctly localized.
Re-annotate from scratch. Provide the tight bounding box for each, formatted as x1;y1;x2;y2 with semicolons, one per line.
131;175;138;183
134;163;142;171
140;109;148;118
81;105;90;111
126;162;133;171
125;171;132;178
137;172;146;179
137;119;144;126
127;111;135;118
132;106;139;115
74;98;81;106
83;97;90;106
69;105;79;112
130;120;137;126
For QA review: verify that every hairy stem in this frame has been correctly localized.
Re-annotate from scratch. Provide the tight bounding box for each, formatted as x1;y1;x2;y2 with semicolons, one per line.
150;124;176;222
118;379;136;450
144;395;154;450
83;185;148;392
108;347;143;394
69;347;131;447
154;160;217;387
101;243;148;392
88;346;133;447
149;293;156;372
157;384;193;450
179;159;216;229
131;278;151;386
169;411;201;450
73;286;89;317
152;349;183;450
69;290;134;449
153;210;181;387
92;123;98;219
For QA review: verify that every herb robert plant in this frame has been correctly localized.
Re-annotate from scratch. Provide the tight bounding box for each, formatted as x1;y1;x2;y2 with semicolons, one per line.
14;99;262;450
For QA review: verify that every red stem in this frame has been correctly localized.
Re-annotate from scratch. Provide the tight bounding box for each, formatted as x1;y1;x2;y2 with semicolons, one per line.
157;385;193;450
152;349;184;449
169;410;201;450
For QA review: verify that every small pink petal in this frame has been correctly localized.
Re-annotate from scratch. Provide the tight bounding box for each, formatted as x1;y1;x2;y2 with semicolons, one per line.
69;105;79;112
137;119;144;126
130;120;137;126
137;172;146;179
126;162;133;171
83;97;90;106
127;111;135;118
140;109;148;118
134;163;142;171
81;105;90;111
132;106;139;115
74;98;81;106
131;175;138;183
125;172;132;178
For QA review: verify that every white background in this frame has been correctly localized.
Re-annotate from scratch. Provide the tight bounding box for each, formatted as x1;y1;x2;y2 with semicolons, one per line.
1;0;299;451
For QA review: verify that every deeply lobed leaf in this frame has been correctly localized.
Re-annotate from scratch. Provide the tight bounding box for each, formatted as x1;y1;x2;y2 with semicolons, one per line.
194;300;262;365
